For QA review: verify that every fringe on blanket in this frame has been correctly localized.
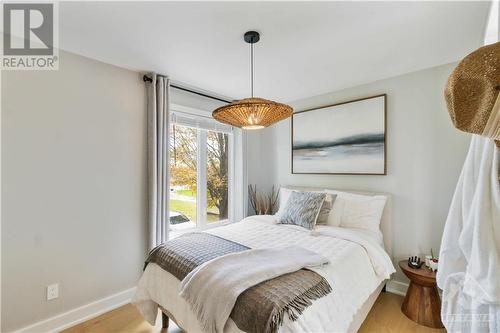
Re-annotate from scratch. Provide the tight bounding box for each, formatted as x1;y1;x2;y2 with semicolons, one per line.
270;276;332;333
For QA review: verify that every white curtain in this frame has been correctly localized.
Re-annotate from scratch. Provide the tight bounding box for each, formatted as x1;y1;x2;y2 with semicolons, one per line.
146;74;170;250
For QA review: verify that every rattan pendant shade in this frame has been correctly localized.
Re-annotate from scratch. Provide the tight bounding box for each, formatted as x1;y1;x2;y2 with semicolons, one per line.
213;97;293;129
212;31;293;129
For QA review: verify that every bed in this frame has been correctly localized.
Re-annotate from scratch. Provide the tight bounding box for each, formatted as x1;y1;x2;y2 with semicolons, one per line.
133;188;395;333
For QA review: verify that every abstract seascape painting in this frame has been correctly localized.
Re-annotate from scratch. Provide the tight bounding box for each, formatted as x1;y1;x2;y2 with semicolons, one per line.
292;95;386;175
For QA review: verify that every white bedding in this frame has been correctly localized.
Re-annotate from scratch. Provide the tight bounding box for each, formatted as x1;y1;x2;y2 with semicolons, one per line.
133;215;395;333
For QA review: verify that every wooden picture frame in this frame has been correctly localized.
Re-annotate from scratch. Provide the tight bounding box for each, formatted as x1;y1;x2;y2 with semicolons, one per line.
291;94;387;175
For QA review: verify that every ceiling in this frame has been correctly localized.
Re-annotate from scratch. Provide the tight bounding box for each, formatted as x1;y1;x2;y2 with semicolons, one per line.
59;1;490;102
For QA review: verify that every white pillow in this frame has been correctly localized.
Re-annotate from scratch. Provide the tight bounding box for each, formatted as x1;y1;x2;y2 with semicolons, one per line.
274;187;293;218
325;190;387;235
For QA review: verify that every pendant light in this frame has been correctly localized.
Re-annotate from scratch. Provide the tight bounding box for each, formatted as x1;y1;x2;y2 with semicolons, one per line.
212;31;293;129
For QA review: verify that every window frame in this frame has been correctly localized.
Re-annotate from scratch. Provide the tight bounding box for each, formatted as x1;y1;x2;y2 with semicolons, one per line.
169;104;234;234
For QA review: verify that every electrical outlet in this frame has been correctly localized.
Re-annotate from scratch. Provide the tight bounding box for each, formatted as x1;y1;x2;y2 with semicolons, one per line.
47;283;59;301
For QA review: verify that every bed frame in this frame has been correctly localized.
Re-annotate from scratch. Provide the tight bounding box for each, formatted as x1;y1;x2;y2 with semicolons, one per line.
161;308;170;329
160;187;393;332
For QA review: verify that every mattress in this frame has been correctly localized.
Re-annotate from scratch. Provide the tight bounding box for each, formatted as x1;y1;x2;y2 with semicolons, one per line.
133;215;395;333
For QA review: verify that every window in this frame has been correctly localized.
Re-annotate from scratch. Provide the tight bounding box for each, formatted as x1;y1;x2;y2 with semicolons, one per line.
169;125;198;230
168;107;233;234
206;130;229;223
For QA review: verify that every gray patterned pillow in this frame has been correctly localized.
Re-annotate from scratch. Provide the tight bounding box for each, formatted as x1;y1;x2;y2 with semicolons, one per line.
278;191;326;230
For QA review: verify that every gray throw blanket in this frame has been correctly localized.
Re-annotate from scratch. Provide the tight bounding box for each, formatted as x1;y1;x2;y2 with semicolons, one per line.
145;233;332;333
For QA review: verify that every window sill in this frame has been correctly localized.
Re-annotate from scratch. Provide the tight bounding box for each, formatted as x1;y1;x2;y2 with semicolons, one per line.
169;219;232;239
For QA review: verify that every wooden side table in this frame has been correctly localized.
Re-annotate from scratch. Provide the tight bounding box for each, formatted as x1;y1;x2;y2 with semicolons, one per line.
399;260;444;328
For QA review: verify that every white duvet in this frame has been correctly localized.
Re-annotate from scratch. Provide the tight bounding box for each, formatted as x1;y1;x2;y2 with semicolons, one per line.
133;215;395;333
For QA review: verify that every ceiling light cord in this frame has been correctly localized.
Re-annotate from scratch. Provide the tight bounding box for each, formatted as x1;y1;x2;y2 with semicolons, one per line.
212;30;293;130
250;41;254;98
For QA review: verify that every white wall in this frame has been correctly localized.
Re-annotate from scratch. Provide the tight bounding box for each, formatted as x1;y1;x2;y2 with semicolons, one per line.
249;63;470;282
1;51;147;332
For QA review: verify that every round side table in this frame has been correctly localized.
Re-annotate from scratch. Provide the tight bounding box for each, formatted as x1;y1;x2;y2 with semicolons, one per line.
398;260;444;328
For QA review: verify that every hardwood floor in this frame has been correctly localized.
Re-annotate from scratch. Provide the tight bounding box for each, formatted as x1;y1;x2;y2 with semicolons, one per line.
358;293;446;333
62;293;446;333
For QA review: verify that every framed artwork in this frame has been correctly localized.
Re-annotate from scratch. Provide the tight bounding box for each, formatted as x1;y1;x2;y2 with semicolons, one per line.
291;94;386;175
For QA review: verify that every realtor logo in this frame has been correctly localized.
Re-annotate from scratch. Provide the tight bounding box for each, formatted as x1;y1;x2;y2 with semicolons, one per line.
2;2;58;69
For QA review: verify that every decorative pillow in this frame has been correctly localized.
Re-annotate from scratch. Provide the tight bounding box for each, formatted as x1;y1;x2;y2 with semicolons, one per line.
325;190;387;235
278;191;326;230
274;188;335;225
316;194;336;225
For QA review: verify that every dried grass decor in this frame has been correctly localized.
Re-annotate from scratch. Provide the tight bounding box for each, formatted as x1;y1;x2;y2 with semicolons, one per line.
248;185;279;215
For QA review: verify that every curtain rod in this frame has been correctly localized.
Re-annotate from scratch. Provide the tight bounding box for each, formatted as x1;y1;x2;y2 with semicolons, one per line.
143;75;232;104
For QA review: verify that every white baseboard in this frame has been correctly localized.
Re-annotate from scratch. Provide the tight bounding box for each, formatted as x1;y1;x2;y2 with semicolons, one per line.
386;280;408;296
12;287;136;333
